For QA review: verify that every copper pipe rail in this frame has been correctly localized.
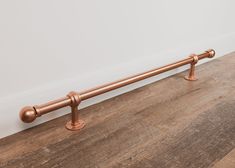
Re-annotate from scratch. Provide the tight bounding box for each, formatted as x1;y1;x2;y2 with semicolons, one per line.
20;49;215;131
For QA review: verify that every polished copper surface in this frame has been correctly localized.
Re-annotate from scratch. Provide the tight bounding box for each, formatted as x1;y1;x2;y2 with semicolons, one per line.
79;57;193;100
65;91;85;130
20;49;215;131
34;97;71;116
184;54;199;81
20;106;37;123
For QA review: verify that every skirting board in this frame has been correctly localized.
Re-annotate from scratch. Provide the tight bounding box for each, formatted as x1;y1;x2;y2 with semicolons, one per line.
0;32;235;139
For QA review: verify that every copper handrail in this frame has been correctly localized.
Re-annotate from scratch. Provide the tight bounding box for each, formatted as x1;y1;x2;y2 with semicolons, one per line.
20;49;215;131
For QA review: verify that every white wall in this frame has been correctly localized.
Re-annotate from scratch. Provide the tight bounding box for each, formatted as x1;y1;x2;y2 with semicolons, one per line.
0;0;235;138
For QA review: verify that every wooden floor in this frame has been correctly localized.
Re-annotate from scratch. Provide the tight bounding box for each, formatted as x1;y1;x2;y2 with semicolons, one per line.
0;53;235;168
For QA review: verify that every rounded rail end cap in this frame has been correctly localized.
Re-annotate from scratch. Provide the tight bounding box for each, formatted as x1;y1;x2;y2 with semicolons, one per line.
20;106;37;123
206;49;215;58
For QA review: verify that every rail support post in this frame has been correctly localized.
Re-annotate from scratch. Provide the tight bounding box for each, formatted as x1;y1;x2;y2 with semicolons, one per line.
65;91;85;131
184;54;199;81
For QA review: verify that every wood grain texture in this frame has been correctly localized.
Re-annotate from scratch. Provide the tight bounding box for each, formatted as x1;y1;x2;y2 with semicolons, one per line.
0;53;234;168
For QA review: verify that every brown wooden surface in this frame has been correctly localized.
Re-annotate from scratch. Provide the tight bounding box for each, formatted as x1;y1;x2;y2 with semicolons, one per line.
0;53;234;168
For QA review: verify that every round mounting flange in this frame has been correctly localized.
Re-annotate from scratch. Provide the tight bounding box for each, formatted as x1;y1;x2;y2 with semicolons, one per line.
184;76;198;81
65;120;85;131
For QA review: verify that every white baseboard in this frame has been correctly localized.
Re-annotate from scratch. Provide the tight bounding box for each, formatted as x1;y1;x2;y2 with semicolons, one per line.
0;32;235;139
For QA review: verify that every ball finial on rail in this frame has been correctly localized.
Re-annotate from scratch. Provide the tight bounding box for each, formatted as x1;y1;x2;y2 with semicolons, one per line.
20;106;37;123
206;49;216;58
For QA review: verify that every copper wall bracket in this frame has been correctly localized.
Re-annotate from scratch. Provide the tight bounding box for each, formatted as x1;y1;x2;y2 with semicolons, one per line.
65;92;85;131
20;49;215;131
184;54;199;81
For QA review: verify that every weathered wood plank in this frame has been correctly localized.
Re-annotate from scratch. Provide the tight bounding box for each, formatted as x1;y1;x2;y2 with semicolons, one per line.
0;52;234;168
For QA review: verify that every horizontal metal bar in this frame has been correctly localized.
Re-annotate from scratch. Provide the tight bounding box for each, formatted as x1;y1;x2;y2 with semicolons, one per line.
19;49;215;128
78;50;214;100
79;57;193;100
34;97;71;116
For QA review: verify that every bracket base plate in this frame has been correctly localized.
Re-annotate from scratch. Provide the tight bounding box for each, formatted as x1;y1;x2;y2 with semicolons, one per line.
65;120;85;131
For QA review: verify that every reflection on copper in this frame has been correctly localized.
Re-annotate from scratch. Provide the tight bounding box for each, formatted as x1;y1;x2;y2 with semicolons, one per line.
20;49;215;131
